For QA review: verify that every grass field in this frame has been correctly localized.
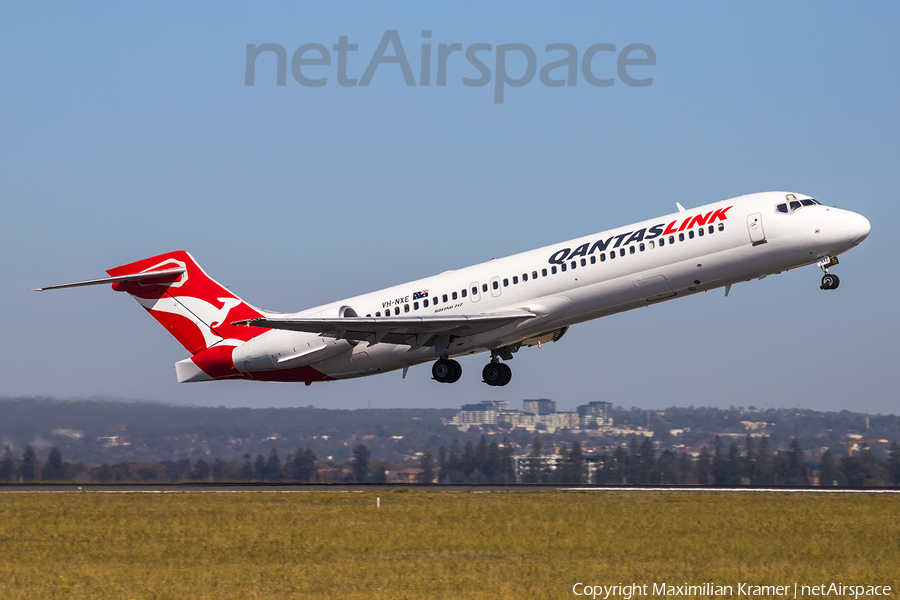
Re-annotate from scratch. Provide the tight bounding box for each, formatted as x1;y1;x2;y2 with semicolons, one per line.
0;491;897;599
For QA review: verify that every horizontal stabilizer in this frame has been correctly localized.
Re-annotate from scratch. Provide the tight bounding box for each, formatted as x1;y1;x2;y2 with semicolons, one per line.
233;312;536;346
32;267;186;291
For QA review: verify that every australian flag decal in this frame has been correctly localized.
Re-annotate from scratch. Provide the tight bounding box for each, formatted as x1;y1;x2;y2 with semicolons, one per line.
412;290;429;300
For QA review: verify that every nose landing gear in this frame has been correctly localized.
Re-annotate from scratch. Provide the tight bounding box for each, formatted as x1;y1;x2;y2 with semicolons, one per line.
818;256;841;290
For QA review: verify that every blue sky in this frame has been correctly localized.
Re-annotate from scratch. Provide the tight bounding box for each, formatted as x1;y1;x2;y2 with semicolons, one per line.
2;2;897;412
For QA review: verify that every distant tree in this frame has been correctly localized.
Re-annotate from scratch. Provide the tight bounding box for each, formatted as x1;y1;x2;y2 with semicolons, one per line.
437;446;448;483
525;436;543;484
0;446;14;482
743;435;756;483
96;463;115;482
755;436;774;485
657;450;679;484
567;440;586;484
162;460;185;483
212;458;226;481
783;439;809;486
462;441;477;482
352;444;370;483
888;442;900;486
638;437;656;484
712;436;726;485
695;447;712;485
627;438;640;483
41;448;65;481
595;448;612;484
241;454;254;480
137;467;158;481
725;442;742;485
254;454;267;480
474;436;489;482
678;452;693;484
554;443;568;484
292;448;317;482
818;450;836;487
369;462;387;484
446;440;463;483
612;444;628;483
17;446;37;482
265;448;282;481
500;438;516;483
194;459;211;481
485;441;501;482
419;445;435;483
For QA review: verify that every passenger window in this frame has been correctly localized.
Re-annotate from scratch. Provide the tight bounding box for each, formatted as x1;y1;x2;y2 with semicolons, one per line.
522;273;528;282
648;241;655;249
492;281;499;290
790;200;801;211
619;248;625;257
561;264;567;272
394;307;400;315
483;283;488;292
708;225;714;234
601;253;606;262
570;261;576;269
503;278;509;286
679;233;685;242
777;203;788;214
698;228;704;237
629;246;635;254
413;301;419;310
432;296;438;305
471;286;477;295
376;311;381;317
532;271;538;279
609;251;615;260
689;230;694;239
581;258;587;266
461;289;467;298
551;266;557;274
424;299;429;307
542;268;548;276
443;294;448;302
669;235;675;244
659;238;665;247
639;243;645;252
513;276;518;284
718;223;724;231
404;304;410;313
452;291;457;300
366;314;371;317
590;256;596;264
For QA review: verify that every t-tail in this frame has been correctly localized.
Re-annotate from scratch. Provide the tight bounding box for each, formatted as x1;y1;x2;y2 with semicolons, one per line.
34;250;270;382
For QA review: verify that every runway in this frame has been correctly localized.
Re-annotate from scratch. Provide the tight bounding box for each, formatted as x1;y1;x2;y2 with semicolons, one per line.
2;483;899;493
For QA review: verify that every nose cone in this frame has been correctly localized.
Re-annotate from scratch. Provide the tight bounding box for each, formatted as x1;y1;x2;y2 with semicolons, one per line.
845;211;871;246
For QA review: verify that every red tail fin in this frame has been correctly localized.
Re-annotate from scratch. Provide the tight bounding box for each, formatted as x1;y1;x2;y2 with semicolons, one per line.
106;251;266;355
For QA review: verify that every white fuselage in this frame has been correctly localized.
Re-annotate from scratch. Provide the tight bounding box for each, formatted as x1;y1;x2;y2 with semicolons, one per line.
230;191;869;381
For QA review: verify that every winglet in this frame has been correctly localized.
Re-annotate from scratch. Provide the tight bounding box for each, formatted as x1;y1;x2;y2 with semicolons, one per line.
676;202;686;213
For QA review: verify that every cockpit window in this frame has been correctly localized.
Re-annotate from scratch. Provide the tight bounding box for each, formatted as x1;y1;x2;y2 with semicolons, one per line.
789;200;801;211
777;197;819;215
800;199;816;206
777;203;788;213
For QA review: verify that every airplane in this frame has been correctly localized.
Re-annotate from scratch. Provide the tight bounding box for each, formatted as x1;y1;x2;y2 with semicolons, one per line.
34;191;869;387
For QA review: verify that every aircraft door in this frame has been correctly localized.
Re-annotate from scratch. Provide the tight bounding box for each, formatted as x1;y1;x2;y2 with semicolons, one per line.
489;276;501;297
747;213;766;245
469;282;481;303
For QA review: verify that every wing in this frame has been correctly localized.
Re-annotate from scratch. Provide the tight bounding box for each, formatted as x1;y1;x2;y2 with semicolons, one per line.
232;312;536;348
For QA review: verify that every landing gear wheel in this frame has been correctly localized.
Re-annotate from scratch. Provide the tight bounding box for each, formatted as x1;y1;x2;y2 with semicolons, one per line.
482;362;512;386
820;274;840;290
432;359;462;383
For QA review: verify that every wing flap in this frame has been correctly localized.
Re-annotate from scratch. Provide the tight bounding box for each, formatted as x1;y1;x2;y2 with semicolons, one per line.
232;312;536;345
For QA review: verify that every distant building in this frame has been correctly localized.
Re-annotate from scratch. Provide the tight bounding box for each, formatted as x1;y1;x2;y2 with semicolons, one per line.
523;399;556;416
577;401;613;427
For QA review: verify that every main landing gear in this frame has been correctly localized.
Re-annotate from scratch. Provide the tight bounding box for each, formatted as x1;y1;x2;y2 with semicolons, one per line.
482;361;512;387
432;358;462;384
818;256;841;290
